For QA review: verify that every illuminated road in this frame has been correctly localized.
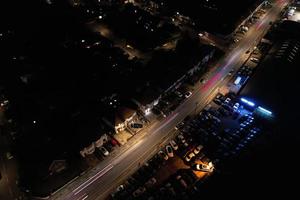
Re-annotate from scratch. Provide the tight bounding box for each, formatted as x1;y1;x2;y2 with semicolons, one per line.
49;1;289;199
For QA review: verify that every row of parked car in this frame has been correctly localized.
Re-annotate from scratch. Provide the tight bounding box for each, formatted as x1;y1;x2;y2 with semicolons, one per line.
93;138;119;160
153;89;192;118
175;92;265;164
210;94;263;159
110;118;214;199
110;137;185;199
232;3;270;44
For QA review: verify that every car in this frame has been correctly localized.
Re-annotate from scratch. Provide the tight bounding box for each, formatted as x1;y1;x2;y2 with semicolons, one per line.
213;98;222;105
165;145;174;157
184;91;192;98
170;140;178;150
218;107;230;116
178;134;186;143
132;186;146;197
200;78;207;84
244;121;251;125
193;145;203;155
228;69;235;76
145;177;157;188
192;162;214;172
158;150;168;160
175;91;183;98
182;141;189;147
110;138;119;147
131;123;143;129
250;129;258;134
247;117;254;122
176;175;188;189
222;104;233;112
233;103;240;111
224;97;231;104
240;123;247;127
115;184;125;192
99;146;109;156
250;57;259;63
6;152;13;160
185;152;195;162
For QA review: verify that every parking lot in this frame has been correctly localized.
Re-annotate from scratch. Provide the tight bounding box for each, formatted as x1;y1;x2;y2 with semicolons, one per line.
108;86;276;199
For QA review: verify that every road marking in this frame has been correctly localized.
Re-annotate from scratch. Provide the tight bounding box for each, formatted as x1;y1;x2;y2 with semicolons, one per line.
153;113;179;134
73;164;113;195
81;194;89;200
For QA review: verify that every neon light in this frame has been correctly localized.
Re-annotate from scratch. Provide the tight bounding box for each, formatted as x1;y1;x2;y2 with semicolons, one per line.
240;98;255;107
258;106;272;115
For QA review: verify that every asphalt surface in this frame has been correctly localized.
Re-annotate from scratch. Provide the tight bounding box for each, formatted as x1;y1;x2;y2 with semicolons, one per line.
0;127;23;200
49;1;289;200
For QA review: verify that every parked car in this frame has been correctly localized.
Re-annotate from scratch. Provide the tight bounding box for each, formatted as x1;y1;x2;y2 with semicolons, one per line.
6;152;13;160
99;146;109;156
170;140;178;150
185;152;195;162
132;186;146;197
158;150;168;160
145;177;157;188
234;38;239;43
200;78;207;84
131;123;143;129
193;145;203;155
184;91;192;98
192;162;214;172
250;57;259;63
233;102;240;111
176;175;188;189
165;145;174;157
177;134;189;147
224;97;231;104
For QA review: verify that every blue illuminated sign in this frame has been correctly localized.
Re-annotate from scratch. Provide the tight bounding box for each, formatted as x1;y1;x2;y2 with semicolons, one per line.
240;98;255;107
257;106;272;116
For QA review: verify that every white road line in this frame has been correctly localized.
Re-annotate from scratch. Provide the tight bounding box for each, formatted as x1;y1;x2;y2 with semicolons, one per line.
153;113;179;134
73;164;113;195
